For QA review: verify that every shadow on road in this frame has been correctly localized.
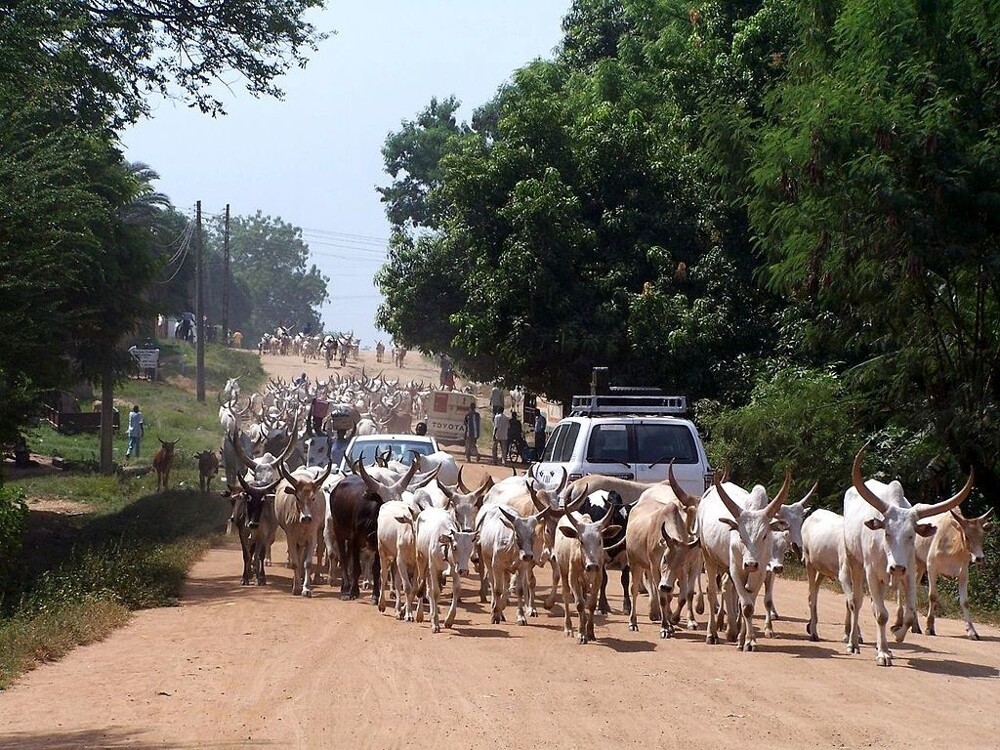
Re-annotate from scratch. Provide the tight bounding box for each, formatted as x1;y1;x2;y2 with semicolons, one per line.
905;657;999;679
0;728;269;750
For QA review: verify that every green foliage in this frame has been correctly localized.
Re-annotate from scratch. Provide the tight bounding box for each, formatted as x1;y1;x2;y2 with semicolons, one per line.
0;486;29;588
699;367;864;507
228;211;329;340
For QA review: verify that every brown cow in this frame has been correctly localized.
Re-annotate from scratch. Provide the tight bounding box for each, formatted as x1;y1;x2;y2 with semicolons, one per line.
153;438;179;491
196;450;220;493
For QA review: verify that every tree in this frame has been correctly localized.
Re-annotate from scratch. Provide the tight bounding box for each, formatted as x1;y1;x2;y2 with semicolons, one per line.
750;0;1000;498
0;0;327;125
228;212;329;340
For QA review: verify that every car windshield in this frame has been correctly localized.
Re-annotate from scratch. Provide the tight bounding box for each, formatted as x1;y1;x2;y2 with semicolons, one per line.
634;424;698;464
346;440;434;467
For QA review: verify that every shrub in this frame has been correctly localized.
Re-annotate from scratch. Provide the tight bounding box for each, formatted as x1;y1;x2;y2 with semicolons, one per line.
0;485;28;585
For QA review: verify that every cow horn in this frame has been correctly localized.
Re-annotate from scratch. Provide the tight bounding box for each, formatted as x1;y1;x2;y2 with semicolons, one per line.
393;454;421;492
527;479;547;511
668;460;696;507
456;465;469;494
564;483;588;513
916;469;975;520
229;429;257;471
976;507;994;522
276;415;300;465
278;461;298;489
356;458;384;495
411;466;441;490
765;468;792;518
797;481;819;508
851;445;888;515
713;471;743;520
317;456;334;487
436;478;456;500
555;466;568;493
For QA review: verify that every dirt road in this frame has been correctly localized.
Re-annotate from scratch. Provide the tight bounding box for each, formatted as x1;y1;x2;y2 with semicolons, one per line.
2;352;998;749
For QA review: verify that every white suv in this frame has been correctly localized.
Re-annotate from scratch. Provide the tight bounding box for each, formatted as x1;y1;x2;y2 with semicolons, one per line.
533;393;712;497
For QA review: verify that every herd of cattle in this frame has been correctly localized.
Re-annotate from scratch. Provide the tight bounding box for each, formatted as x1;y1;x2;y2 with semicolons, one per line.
254;326;409;370
208;374;992;668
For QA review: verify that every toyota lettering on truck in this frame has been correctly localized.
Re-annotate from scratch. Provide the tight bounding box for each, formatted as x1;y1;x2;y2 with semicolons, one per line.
426;390;477;444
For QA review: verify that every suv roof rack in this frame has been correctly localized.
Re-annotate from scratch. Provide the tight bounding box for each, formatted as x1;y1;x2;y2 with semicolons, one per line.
569;393;688;417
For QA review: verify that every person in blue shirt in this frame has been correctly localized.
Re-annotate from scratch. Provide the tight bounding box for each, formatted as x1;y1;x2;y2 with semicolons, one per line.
462;403;481;462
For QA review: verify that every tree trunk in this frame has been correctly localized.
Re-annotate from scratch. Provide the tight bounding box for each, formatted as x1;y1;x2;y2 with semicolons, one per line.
100;359;115;475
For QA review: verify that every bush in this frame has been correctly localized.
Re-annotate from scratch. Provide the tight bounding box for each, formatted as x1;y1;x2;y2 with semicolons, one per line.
0;485;28;585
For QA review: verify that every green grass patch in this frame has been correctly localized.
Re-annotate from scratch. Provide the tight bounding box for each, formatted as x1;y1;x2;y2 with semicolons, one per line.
0;343;255;690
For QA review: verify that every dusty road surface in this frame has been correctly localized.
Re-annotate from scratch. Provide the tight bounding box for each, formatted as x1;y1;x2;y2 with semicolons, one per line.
2;352;999;749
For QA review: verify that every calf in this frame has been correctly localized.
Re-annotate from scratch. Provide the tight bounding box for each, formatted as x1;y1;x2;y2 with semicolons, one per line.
475;504;548;625
908;507;992;640
196;450;220;493
697;471;791;651
153;438;179;491
843;446;973;665
275;460;333;597
232;474;281;585
555;508;621;643
801;508;852;643
414;506;478;632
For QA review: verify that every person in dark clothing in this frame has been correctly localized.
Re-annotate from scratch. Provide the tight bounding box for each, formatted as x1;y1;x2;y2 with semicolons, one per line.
534;411;547;458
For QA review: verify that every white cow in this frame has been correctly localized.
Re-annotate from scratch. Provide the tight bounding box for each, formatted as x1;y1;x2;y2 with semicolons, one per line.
697;472;791;651
801;508;852;643
414;506;478;633
274;461;333;597
843;446;973;666
475;504;548;625
376;500;419;621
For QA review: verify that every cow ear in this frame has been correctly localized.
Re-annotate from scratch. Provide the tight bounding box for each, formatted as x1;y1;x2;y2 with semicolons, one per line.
718;517;738;531
864;518;884;531
984;522;993;532
770;519;790;532
915;523;937;537
560;526;579;539
601;525;622;538
394;515;411;525
438;533;453;546
686;537;701;549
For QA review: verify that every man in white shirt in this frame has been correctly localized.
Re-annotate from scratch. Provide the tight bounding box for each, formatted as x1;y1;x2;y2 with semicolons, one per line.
492;410;510;466
126;405;144;459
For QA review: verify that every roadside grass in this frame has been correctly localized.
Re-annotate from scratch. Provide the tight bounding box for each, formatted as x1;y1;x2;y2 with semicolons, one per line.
0;343;256;690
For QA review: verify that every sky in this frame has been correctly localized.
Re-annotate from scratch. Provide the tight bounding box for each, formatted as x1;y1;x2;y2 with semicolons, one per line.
122;1;569;346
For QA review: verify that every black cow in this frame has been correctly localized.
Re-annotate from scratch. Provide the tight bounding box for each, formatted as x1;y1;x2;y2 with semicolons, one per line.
232;474;281;586
328;475;383;602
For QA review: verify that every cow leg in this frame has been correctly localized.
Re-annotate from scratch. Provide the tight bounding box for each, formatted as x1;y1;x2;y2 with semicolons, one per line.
763;572;776;638
597;567;610;615
647;572;660;622
370;552;381;605
301;537;316;597
414;554;427;623
515;567;528;625
955;566;979;640
574;577;587;644
290;541;303;596
336;535;352;600
561;566;574;637
841;558;864;654
486;560;501;625
806;564;821;641
621;566;631;615
428;562;443;633
585;574;598;641
399;551;416;622
704;563;721;645
627;562;642;632
444;570;460;629
238;528;252;586
659;586;675;639
377;548;392;613
475;554;488;603
723;576;740;643
892;570;917;643
526;566;538;617
544;557;560;610
867;573;893;666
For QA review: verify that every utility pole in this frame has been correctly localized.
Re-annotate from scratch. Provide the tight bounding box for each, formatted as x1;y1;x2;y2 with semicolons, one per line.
195;200;205;402
222;203;230;344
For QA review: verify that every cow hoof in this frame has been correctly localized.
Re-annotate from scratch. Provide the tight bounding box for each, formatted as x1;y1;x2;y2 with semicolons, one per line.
241;580;250;586
808;631;819;643
406;613;414;623
744;642;757;652
628;623;638;632
565;629;574;638
876;653;893;667
517;616;527;626
848;644;861;655
598;605;610;615
379;601;387;613
491;615;501;625
339;592;353;601
969;631;980;641
578;634;587;645
659;628;672;639
764;627;774;638
432;624;441;634
302;590;312;598
416;611;424;623
529;608;538;617
695;601;705;615
706;634;718;645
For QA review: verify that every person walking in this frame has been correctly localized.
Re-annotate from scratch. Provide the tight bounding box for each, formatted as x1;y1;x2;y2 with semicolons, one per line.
490;385;504;415
534;410;547;458
492;409;510;466
508;410;524;463
125;404;144;459
462;403;481;462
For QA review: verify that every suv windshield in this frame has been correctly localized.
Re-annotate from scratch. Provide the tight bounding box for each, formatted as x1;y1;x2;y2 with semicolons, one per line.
346;440;435;467
634;423;698;464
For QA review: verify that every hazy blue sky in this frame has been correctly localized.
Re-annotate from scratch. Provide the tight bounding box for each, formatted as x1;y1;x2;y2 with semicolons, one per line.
122;1;569;345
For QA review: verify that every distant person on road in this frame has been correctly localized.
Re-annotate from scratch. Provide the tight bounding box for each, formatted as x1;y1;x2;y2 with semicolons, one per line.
462;403;481;463
125;405;144;459
439;354;451;387
330;429;350;466
534;411;547;458
508;410;524;463
492;410;510;466
490;385;504;415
